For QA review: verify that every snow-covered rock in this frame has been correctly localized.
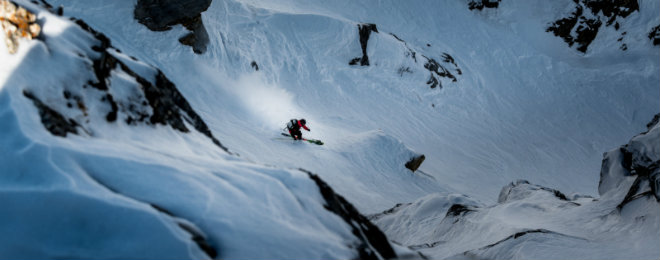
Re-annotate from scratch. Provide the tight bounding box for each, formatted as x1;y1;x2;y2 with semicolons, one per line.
545;0;640;52
372;115;660;259
601;113;660;204
0;1;396;259
1;0;658;258
134;0;212;53
650;25;660;45
468;0;501;11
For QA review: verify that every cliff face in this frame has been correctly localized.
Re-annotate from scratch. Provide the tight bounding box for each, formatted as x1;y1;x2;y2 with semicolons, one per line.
134;0;212;53
600;114;660;204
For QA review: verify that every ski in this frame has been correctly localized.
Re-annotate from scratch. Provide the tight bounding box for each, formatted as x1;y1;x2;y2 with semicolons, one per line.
281;133;324;145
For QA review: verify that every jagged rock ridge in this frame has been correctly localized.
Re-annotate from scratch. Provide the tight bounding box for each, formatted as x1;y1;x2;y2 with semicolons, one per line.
546;0;639;52
23;13;229;153
302;169;397;260
422;53;460;89
350;25;462;90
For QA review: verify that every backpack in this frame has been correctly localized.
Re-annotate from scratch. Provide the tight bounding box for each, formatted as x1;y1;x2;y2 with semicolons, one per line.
286;119;298;130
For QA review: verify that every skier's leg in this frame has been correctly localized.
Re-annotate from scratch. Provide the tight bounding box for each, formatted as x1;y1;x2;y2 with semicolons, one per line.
288;129;296;139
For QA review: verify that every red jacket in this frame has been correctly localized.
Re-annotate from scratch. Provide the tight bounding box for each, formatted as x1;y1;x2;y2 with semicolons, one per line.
298;120;310;131
287;119;310;131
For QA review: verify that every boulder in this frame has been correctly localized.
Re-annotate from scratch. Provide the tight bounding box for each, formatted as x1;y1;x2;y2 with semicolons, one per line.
405;154;425;172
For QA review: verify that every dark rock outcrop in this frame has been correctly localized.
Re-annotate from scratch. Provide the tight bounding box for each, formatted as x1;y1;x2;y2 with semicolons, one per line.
423;55;458;89
31;0;63;15
301;169;397;260
649;25;660;46
599;114;660;206
405;154;426;172
646;114;660;129
82;18;228;152
547;0;639;53
351;29;461;91
24;17;229;153
134;0;212;54
349;23;378;66
446;204;475;217
426;72;440;89
468;0;501;10
583;0;639;26
176;222;218;259
23;90;79;137
617;116;660;204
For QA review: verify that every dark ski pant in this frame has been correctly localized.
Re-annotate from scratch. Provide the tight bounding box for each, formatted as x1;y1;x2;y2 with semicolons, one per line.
289;129;303;140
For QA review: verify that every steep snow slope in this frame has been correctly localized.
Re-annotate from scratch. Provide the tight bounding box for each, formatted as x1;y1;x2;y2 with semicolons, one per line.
46;0;450;212
0;1;398;259
2;0;658;258
50;0;660;209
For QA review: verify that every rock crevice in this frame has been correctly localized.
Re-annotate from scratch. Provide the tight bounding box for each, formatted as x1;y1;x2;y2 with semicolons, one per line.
349;23;378;66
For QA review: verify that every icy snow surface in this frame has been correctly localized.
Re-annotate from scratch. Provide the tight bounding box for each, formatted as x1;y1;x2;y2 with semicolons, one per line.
2;0;659;259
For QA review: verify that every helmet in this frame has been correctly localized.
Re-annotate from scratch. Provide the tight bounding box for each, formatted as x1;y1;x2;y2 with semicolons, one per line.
300;119;306;125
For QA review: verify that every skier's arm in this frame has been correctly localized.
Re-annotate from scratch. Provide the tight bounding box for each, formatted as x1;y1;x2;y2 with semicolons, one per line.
298;121;310;131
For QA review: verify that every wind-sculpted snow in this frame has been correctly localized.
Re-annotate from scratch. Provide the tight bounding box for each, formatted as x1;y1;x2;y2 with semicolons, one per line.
49;0;659;205
372;116;660;259
0;1;399;259
498;179;577;203
458;229;590;260
0;189;211;259
3;0;659;258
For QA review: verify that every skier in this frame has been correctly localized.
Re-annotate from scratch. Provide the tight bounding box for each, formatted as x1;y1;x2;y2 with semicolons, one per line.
286;118;310;140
